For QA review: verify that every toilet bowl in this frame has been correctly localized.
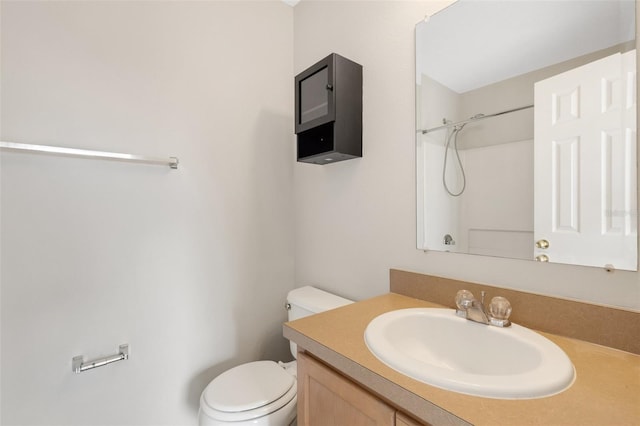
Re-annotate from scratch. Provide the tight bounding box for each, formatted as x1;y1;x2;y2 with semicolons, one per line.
198;286;352;426
199;360;297;426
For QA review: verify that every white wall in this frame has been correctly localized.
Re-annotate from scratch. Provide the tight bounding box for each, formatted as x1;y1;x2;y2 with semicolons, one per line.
293;0;640;311
293;1;448;301
1;1;294;424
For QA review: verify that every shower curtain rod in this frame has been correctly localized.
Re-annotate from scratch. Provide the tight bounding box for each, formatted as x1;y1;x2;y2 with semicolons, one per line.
0;141;179;169
419;104;534;134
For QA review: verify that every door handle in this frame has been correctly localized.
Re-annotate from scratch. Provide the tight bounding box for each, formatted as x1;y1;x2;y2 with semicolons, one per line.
535;254;549;262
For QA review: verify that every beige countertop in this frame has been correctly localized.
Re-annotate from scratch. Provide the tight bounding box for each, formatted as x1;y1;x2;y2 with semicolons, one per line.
283;293;640;426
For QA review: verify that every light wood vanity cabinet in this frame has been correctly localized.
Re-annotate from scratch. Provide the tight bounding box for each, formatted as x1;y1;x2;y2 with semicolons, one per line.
297;351;428;426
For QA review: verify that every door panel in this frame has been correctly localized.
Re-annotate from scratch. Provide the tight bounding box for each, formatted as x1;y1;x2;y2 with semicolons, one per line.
534;50;637;270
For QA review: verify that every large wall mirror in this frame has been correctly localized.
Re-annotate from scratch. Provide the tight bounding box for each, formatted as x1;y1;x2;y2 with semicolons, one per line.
416;0;638;271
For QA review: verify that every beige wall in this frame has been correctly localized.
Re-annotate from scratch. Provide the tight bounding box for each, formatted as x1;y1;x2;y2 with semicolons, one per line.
1;1;294;424
293;0;640;311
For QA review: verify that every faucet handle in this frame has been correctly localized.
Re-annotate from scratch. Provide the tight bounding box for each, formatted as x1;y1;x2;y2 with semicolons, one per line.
455;290;475;316
455;289;475;318
489;296;512;327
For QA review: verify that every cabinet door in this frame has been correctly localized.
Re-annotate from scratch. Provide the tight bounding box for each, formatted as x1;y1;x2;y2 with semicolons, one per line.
295;55;336;134
297;351;395;426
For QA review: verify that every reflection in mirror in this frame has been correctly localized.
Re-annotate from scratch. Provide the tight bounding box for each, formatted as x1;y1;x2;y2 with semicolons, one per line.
416;0;638;271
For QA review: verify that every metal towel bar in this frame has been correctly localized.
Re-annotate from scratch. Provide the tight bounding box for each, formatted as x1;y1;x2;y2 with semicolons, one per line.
0;141;179;169
72;344;129;373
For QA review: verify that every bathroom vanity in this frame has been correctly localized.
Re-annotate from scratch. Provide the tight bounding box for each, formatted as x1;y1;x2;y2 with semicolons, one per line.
283;271;640;425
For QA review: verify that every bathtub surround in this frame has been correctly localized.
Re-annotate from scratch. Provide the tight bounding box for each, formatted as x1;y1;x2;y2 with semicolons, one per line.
1;2;294;424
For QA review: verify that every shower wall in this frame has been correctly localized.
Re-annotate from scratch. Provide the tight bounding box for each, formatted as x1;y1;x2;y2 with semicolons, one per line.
417;74;463;251
418;65;535;256
460;141;534;259
455;70;536;259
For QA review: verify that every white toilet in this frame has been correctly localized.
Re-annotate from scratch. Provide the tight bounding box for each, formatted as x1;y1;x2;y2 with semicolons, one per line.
198;286;353;426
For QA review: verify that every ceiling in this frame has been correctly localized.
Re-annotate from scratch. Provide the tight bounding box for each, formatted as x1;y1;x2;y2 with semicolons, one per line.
417;0;636;93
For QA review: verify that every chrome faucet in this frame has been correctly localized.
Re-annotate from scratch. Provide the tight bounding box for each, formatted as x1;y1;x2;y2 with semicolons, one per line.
466;291;490;324
455;289;512;327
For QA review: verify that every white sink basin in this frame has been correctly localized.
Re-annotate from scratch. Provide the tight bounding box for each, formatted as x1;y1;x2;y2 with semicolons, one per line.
364;308;575;399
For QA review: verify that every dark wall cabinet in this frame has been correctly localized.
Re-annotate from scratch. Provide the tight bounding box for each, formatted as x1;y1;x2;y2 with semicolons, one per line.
295;53;362;165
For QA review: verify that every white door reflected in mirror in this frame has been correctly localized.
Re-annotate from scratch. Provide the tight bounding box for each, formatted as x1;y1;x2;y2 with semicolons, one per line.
534;51;637;271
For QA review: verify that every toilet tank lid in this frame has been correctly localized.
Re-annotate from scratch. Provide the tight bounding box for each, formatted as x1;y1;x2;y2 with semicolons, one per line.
287;286;353;313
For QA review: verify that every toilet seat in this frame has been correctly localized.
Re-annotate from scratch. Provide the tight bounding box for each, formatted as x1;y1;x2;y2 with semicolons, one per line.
200;360;297;422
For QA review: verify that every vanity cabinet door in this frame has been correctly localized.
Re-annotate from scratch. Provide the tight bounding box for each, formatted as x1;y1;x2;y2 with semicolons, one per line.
297;351;395;426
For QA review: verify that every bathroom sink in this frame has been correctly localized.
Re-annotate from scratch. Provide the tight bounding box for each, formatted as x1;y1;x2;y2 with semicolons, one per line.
364;308;575;399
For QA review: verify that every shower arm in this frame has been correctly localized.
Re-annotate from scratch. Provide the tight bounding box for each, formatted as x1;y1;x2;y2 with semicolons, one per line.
419;104;534;135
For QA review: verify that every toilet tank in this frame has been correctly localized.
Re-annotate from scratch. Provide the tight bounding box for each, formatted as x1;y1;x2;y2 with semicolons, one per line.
286;286;353;358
